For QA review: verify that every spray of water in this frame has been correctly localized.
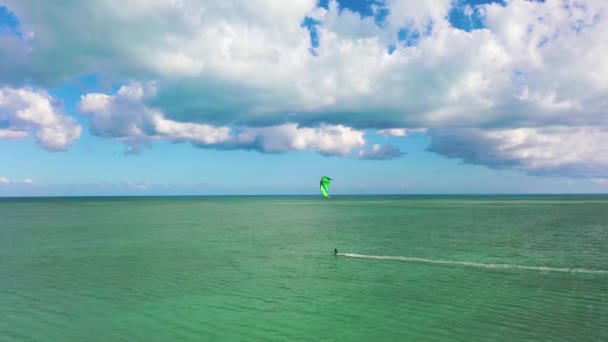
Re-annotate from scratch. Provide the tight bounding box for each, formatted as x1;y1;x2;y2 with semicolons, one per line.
337;253;608;275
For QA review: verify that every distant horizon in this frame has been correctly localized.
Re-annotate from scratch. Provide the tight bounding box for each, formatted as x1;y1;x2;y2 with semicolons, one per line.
3;193;608;199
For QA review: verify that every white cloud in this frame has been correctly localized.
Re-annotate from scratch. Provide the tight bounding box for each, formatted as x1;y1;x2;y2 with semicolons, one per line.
78;82;232;148
357;143;405;160
0;0;607;175
0;87;82;150
0;177;34;184
383;0;453;33
309;1;386;41
153;116;232;145
78;83;366;155
0;129;28;139
3;1;606;129
428;126;608;178
377;128;409;137
463;4;474;18
377;128;427;137
236;123;365;155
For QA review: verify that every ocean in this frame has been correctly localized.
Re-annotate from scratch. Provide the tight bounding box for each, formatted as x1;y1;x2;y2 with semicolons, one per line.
1;195;607;341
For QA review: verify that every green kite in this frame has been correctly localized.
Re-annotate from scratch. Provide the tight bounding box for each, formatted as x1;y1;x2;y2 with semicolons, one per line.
320;176;332;198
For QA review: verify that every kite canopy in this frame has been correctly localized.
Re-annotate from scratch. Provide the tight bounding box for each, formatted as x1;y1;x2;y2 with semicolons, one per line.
320;176;332;198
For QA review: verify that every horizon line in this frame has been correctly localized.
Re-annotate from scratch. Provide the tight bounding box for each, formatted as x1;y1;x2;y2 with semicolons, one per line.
2;193;608;199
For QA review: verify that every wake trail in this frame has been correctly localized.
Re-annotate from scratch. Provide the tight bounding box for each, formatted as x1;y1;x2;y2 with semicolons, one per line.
337;253;608;275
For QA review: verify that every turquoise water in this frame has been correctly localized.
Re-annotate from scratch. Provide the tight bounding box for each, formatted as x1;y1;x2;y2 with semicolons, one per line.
1;195;607;341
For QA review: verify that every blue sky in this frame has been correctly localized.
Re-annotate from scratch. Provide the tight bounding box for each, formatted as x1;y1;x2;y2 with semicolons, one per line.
1;0;608;195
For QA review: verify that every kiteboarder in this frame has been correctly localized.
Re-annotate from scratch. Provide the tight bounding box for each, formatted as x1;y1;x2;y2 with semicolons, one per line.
334;248;338;255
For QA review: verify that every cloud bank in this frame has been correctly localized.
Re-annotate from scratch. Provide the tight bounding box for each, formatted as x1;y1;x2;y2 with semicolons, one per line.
428;126;608;178
78;82;365;155
0;0;607;176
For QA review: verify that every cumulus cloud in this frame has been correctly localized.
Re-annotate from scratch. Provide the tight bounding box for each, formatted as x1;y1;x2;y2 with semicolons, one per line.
235;123;365;155
1;0;608;175
428;126;608;178
78;82;232;151
358;143;406;160
78;83;365;155
0;87;81;150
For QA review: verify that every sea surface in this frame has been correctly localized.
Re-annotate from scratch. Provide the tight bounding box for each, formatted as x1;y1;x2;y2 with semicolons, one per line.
1;195;607;341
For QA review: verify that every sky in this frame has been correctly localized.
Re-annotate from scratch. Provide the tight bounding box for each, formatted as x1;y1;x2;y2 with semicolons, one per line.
1;0;608;196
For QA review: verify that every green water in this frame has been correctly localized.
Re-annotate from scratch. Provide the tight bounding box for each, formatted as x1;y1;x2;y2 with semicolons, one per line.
1;195;607;341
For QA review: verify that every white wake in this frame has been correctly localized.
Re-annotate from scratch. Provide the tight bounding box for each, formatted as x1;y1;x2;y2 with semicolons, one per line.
337;253;608;275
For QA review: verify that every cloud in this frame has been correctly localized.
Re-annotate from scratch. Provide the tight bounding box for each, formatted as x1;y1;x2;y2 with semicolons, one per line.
358;143;406;160
235;123;365;155
0;176;34;184
4;1;607;129
376;128;427;137
591;178;608;185
78;82;232;150
377;128;409;137
0;0;526;130
428;126;608;178
124;182;150;190
0;129;28;139
1;0;607;174
0;87;81;150
78;82;366;155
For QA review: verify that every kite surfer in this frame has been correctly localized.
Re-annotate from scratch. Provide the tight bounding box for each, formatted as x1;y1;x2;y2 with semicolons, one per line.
334;248;338;255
